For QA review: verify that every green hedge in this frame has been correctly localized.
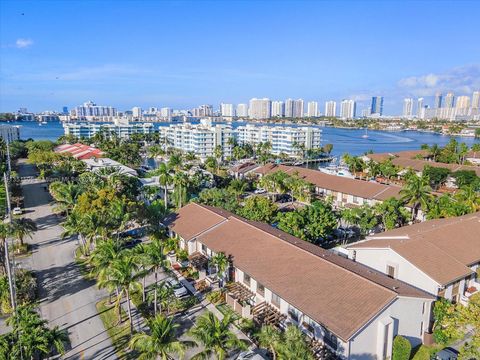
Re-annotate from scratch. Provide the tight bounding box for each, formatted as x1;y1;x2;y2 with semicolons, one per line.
392;335;411;360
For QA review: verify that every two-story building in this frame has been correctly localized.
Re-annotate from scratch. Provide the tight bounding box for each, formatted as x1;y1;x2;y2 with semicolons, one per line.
347;213;480;305
254;164;403;208
164;203;435;359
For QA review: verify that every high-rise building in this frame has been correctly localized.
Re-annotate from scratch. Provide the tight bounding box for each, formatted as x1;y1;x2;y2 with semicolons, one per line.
444;92;455;108
455;96;470;109
284;99;294;117
340;100;356;119
236;104;248;117
403;98;414;118
75;101;117;119
325;101;337;117
160;107;172;118
132;107;143;118
370;96;384;116
62;106;69;114
472;91;480;109
148;107;158;114
307;101;319;117
416;98;425;118
293;99;304;118
220;103;235;117
248;98;271;119
271;101;285;117
434;92;443;108
193;105;213;117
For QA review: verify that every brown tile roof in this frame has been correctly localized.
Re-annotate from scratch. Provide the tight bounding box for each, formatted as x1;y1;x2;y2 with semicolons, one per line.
349;213;480;285
162;203;228;241
254;164;402;201
189;205;433;341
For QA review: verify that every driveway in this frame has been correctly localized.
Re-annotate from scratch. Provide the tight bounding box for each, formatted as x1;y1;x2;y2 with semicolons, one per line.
17;161;117;360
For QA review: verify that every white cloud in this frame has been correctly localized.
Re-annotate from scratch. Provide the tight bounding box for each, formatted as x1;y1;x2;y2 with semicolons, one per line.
397;64;480;96
15;38;33;49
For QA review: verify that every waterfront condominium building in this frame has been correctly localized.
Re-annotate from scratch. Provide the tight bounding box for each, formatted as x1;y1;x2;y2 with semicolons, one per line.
0;124;20;142
75;101;117;119
293;99;304;118
193;105;213;117
220;103;235;117
455;96;470;109
160;107;172;119
63;120;155;139
248;98;272;119
284;98;294;117
307;101;319;117
340;99;356;119
325;101;337;117
402;98;414;118
132;107;143;118
434;92;443;108
235;124;321;157
444;92;455;108
472;91;480;109
271;101;285;117
236;103;248;117
417;98;424;117
158;119;233;159
370;96;384;116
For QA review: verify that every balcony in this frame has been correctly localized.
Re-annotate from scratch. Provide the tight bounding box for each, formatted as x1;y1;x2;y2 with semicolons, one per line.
460;282;479;306
225;282;255;319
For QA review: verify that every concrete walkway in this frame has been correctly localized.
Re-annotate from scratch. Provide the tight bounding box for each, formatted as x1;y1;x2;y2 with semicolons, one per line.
18;160;117;360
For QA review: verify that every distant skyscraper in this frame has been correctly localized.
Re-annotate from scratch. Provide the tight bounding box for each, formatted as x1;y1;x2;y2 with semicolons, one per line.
444;92;455;108
340;100;356;119
293;99;304;118
403;98;414;117
307;101;319;117
417;98;424;117
220;103;234;117
271;101;285;117
132;107;142;118
284;99;294;117
148;107;158;114
434;92;443;108
236;104;248;117
160;107;172;118
455;96;470;109
370;96;384;115
325;101;337;117
472;91;480;109
62;106;68;114
248;98;271;119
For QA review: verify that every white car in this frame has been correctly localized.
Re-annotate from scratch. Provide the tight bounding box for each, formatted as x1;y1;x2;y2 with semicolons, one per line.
165;278;188;298
236;350;269;360
12;207;22;215
254;188;266;194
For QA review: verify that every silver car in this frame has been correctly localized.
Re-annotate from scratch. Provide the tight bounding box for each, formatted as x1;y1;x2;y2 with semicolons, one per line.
165;278;188;298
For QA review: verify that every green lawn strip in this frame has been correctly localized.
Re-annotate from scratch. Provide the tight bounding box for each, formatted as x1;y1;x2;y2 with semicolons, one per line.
410;344;441;360
216;302;241;323
96;298;137;359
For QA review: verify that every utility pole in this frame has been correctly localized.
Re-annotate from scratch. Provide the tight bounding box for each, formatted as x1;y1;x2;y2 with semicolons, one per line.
3;173;16;311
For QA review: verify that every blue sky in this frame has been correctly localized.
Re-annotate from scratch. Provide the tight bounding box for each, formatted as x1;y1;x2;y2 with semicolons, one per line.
1;0;479;114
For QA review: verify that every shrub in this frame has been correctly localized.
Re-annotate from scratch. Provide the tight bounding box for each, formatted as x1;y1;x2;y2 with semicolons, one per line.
392;335;411;360
206;289;224;304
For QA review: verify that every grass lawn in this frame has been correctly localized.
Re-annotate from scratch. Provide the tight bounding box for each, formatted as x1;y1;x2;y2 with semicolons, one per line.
411;344;440;360
96;299;136;359
216;303;241;322
74;246;95;280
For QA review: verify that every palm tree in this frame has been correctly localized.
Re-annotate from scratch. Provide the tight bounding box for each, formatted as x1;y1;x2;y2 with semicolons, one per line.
0;223;11;275
429;144;441;162
455;185;480;212
10;218;37;246
129;315;195;360
172;172;189;209
189;312;247;360
400;174;433;220
210;252;229;287
156;163;173;210
276;325;314;360
62;210;91;254
98;255;145;334
147;281;175;315
257;325;281;360
47;325;69;356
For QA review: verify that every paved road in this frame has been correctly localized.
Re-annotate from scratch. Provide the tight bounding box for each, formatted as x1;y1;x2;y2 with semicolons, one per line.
18;161;117;360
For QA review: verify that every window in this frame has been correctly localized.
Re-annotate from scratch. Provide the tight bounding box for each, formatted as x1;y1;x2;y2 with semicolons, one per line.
243;273;251;287
201;244;207;254
420;321;424;336
302;315;314;333
438;287;446;298
386;265;396;278
271;292;281;308
288;306;299;322
257;283;265;297
323;329;338;350
452;282;460;296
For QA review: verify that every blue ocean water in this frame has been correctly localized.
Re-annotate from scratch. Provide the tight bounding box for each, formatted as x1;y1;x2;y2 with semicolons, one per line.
5;120;479;157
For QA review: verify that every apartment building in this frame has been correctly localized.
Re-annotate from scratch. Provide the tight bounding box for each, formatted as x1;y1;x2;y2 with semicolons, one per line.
63;121;155;139
347;213;480;306
0;124;20;142
235;125;321;157
164;203;434;359
158;119;233;159
254;164;402;207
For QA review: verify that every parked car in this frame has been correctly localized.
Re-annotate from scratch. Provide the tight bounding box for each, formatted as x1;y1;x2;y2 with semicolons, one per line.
433;347;459;360
12;207;22;215
236;349;270;360
121;238;142;249
254;188;266;194
165;278;188;298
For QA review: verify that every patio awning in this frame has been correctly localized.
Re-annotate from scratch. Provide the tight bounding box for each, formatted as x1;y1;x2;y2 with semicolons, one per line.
226;282;256;302
252;301;286;328
188;252;208;269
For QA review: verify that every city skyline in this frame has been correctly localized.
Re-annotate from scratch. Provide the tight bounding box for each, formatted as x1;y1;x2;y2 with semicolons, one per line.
1;1;480;114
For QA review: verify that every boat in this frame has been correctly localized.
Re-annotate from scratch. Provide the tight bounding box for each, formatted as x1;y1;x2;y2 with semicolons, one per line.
319;165;355;178
361;128;369;138
293;160;304;166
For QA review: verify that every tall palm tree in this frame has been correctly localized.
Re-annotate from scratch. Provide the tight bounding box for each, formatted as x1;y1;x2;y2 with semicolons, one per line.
156;163;173;210
10;218;37;246
0;223;11;275
257;325;281;360
98;255;145;334
49;182;83;215
455;185;480;212
47;325;69;356
429;144;441;162
144;239;170;315
147;281;175;315
276;325;314;360
210;252;229;286
62;210;92;254
400;174;433;220
189;312;247;360
129;315;195;360
172;172;189;209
